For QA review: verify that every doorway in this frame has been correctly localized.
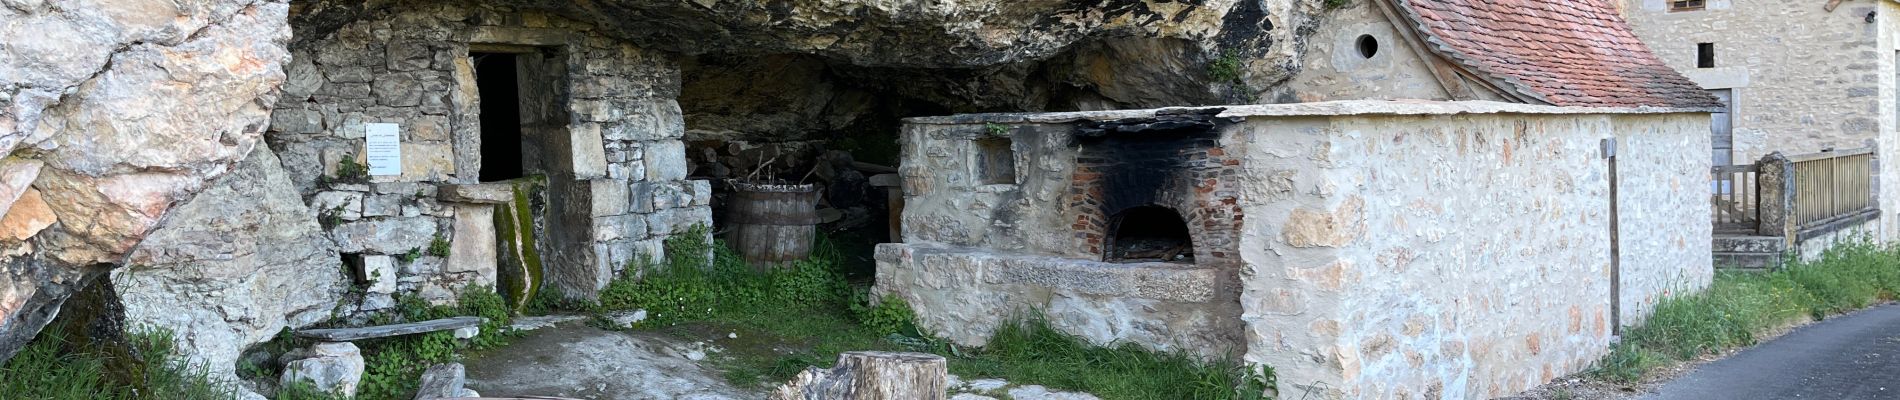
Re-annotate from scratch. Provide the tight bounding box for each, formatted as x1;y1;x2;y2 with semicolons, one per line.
473;52;524;182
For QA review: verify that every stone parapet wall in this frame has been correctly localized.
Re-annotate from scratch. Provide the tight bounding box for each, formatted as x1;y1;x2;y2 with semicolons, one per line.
873;243;1239;359
885;101;1714;399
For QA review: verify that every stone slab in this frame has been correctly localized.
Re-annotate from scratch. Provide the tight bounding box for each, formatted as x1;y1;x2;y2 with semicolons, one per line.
439;183;515;204
295;316;484;341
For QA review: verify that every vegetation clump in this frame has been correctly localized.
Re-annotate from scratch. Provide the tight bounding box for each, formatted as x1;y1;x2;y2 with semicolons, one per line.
0;327;238;399
1592;241;1900;382
592;224;1276;399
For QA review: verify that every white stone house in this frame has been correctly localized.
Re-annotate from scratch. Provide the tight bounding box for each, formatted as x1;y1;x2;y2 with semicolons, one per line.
878;1;1722;399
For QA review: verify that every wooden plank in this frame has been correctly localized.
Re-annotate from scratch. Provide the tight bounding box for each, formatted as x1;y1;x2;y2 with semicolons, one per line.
296;316;483;341
1711;164;1758;174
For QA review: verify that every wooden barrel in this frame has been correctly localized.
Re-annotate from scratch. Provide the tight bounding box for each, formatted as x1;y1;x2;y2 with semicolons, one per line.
725;181;820;269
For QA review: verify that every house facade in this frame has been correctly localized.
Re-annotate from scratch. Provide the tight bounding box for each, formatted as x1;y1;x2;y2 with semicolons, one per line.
1622;0;1900;242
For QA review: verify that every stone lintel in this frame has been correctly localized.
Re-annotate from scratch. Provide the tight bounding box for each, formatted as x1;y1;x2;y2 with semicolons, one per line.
438;183;514;204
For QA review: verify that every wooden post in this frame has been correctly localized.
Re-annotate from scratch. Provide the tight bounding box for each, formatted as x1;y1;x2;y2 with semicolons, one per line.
772;351;947;400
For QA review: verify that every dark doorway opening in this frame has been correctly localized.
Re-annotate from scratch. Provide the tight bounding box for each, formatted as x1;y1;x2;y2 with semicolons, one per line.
1105;205;1195;263
474;52;524;182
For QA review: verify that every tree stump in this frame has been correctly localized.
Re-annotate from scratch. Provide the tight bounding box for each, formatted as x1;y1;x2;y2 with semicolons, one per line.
772;351;947;400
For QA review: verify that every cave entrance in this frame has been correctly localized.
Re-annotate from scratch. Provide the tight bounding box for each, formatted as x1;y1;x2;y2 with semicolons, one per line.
473;51;524;182
1105;205;1195;264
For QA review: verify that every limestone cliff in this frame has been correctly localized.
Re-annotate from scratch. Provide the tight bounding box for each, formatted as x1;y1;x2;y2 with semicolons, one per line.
0;0;291;362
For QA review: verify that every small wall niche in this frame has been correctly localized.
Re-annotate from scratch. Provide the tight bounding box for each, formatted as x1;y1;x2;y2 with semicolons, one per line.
974;138;1016;185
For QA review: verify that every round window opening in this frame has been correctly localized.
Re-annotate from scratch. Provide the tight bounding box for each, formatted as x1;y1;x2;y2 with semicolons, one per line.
1356;34;1379;59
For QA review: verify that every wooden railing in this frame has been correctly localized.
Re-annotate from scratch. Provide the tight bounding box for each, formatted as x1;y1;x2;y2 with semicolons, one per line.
1710;164;1760;233
1728;147;1880;238
1787;148;1875;228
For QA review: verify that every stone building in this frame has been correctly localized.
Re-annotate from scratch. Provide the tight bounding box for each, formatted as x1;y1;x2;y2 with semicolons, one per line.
31;0;1341;390
1622;0;1900;238
877;1;1721;398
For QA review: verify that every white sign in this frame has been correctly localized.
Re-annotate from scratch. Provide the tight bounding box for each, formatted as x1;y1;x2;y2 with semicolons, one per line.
365;123;402;176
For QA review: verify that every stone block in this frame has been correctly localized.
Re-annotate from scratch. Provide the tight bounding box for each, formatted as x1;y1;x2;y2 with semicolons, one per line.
602;99;684;141
362;194;403;217
282;52;323;100
590;180;629;217
313;191;365;220
446;205;497;288
647;206;712;237
386;41;433;72
330;217;435;254
438;183;513;204
373;73;424;107
408;115;451;142
271;105;322;135
281;342;365;398
644;141;688;181
359;255;399;294
401;143;457;180
594;214;648;243
687;180;712;207
570;124;609;179
327;66;374;84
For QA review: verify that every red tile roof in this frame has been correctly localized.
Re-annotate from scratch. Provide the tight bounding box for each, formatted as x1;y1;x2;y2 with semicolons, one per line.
1392;0;1722;109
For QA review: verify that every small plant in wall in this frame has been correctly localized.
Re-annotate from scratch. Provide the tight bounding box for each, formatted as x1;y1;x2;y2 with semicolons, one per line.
1324;0;1352;11
323;157;370;186
397;247;423;264
429;233;451;257
984;123;1011;137
319;204;347;229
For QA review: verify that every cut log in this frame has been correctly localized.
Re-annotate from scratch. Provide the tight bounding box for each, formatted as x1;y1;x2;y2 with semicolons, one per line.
295;316;483;341
771;351;947;400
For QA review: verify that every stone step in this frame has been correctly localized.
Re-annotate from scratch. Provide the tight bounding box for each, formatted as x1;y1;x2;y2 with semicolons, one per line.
297;316;483;341
1714;252;1783;271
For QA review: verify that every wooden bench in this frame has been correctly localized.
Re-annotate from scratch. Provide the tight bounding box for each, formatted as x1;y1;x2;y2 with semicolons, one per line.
296;316;484;341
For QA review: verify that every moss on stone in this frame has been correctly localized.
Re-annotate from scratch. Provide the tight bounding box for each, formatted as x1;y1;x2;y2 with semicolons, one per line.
495;179;545;313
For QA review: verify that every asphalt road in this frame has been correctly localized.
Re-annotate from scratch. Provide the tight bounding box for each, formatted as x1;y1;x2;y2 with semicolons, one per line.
1645;304;1900;400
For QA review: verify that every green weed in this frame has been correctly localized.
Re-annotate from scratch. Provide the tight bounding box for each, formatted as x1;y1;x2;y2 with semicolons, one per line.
352;286;517;399
1592;241;1900;382
428;234;451;258
598;224;1275;399
0;327;239;399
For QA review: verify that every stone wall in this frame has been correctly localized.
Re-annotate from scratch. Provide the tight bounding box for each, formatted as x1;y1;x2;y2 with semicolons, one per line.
879;101;1714;399
1622;0;1900;238
1275;1;1449;103
268;2;710;310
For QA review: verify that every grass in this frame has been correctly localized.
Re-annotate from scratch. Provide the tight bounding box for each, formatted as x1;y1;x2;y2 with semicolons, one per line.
350;288;517;399
0;327;239;399
1592;241;1900;382
590;225;1276;399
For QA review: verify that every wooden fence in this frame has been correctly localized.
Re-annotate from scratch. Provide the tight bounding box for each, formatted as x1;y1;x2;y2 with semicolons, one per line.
1787;148;1875;229
1711;147;1876;235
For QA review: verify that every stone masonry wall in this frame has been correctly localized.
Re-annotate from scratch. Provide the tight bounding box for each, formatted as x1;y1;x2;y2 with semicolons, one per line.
1230;105;1712;399
269;2;709;310
882;101;1714;399
1624;0;1900;238
1276;0;1450;103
